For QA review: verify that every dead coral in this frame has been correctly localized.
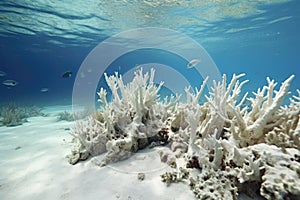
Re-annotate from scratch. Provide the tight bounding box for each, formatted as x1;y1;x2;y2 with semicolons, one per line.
68;68;179;166
67;68;300;200
161;167;189;186
189;166;238;200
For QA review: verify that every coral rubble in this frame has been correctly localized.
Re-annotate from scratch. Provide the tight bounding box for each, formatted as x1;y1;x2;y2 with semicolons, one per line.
68;68;300;200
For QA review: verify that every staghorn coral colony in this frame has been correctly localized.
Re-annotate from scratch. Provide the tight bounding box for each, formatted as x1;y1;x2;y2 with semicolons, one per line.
68;68;300;200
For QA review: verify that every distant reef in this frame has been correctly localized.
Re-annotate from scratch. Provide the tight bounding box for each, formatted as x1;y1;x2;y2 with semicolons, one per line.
0;103;45;127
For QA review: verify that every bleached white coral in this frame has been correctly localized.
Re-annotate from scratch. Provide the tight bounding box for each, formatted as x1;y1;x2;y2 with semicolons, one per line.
190;166;238;200
99;132;138;166
69;68;177;166
160;73;300;200
68;67;300;200
221;142;300;199
70;117;108;156
205;73;249;139
261;155;300;200
244;144;300;200
265;89;300;149
106;68;163;123
230;75;295;147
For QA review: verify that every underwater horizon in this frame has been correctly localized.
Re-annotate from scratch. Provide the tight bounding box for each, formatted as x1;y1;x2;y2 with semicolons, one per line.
0;0;299;107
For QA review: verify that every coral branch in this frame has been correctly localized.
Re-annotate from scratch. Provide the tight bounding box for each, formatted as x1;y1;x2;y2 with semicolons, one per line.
67;68;300;200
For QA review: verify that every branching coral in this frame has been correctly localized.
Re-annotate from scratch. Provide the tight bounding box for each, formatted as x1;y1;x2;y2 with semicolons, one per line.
101;68;164;123
68;68;179;166
265;89;300;149
162;73;299;200
68;68;300;200
70;117;108;156
205;73;249;139
229;75;295;147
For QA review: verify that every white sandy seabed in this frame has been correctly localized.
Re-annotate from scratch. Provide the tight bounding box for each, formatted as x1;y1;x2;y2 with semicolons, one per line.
0;105;258;200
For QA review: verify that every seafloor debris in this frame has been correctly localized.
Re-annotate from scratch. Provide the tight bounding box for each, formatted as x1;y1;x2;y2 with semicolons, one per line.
161;167;189;186
68;68;300;200
137;173;145;181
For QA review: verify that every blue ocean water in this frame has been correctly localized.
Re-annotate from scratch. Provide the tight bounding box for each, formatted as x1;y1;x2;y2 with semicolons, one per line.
0;0;299;107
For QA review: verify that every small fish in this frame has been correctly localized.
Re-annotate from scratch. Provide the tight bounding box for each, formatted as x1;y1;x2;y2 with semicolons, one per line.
0;70;7;77
40;88;49;92
14;146;21;150
187;59;201;68
2;79;18;87
62;71;72;78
